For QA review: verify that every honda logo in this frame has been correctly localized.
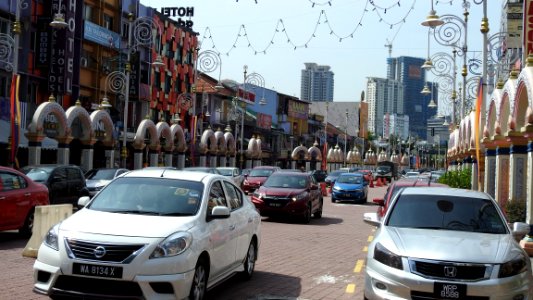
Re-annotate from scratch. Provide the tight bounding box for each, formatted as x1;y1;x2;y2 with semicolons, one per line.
444;266;457;278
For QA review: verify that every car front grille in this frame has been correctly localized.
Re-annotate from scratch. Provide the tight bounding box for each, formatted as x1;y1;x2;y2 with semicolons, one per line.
410;259;490;281
65;238;146;263
53;275;144;298
262;196;291;207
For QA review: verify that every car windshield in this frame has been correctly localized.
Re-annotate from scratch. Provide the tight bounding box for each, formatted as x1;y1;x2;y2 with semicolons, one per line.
88;177;204;216
21;167;51;182
377;166;391;172
249;169;273;177
337;175;362;184
386;195;507;234
217;168;234;176
86;169;116;180
264;175;308;189
328;170;344;177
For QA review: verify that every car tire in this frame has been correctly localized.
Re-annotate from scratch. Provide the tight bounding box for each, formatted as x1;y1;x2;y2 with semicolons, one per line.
240;240;257;280
331;197;336;203
313;199;323;219
302;204;312;224
19;208;35;237
189;258;208;300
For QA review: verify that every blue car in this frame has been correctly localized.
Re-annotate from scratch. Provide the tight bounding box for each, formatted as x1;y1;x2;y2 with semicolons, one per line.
331;173;368;204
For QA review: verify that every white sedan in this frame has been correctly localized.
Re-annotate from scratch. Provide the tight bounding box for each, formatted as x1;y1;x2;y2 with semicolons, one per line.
33;168;261;300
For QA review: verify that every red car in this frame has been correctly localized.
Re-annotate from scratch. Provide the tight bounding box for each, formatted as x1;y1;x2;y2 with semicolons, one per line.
241;166;280;194
373;177;447;219
250;171;323;223
0;166;49;236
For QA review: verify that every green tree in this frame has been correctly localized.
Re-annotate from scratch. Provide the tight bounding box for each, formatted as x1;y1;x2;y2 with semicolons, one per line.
437;168;472;189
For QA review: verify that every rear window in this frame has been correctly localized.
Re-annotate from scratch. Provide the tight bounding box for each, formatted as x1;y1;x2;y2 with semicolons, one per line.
249;169;274;177
386;195;507;234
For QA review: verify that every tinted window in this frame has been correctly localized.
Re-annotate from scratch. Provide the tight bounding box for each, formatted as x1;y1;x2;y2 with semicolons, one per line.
223;181;243;210
387;195;507;234
53;168;68;181
264;174;307;189
0;172;27;191
337;175;362;184
249;169;274;177
86;169;116;180
22;167;51;182
67;167;83;181
208;181;228;209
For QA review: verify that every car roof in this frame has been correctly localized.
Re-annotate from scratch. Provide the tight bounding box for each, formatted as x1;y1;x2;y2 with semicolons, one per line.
252;166;279;169
122;168;224;182
400;186;490;199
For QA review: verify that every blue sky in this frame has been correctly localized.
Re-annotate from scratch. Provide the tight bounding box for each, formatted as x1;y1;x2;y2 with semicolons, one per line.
141;0;502;105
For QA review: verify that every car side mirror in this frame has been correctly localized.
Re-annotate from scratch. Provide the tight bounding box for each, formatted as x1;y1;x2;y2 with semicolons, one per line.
373;198;384;206
210;206;230;219
511;222;530;242
78;196;91;207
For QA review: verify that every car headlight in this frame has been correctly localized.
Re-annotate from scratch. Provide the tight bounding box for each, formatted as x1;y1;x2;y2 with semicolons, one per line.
333;185;341;191
150;232;192;259
498;253;528;278
292;192;307;201
44;223;60;251
252;191;264;199
374;242;403;270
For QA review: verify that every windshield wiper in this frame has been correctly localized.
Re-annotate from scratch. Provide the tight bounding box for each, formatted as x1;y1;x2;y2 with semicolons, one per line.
110;210;160;215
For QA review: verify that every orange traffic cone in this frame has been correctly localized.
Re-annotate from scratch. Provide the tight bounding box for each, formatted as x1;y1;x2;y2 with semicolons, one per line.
328;184;333;195
369;178;374;188
376;178;382;187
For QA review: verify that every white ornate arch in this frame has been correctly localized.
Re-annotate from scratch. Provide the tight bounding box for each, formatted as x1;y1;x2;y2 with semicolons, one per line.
224;130;236;155
156;121;173;152
27;100;68;139
214;128;227;155
89;109;114;146
199;127;217;154
327;147;335;162
133;119;158;150
291;145;309;160
170;124;187;152
307;144;322;161
66;104;93;142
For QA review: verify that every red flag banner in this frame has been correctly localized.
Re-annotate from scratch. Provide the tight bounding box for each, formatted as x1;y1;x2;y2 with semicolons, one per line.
322;142;327;170
475;78;483;190
10;74;20;167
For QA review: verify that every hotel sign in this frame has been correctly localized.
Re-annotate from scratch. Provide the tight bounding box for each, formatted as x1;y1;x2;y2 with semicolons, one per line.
160;7;194;28
524;0;533;64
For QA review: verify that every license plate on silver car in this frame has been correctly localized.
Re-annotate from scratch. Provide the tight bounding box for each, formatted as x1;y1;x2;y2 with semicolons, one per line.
434;282;466;299
73;263;123;279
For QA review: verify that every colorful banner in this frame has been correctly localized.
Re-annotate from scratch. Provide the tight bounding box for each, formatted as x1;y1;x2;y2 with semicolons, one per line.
10;74;20;167
322;142;327;170
475;78;483;190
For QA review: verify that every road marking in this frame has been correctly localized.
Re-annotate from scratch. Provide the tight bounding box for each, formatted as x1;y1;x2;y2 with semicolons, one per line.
363;246;368;252
345;283;355;293
368;235;374;242
353;260;365;273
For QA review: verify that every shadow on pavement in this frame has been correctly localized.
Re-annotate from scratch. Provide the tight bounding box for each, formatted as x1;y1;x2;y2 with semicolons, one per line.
0;231;28;250
207;271;301;300
261;215;343;226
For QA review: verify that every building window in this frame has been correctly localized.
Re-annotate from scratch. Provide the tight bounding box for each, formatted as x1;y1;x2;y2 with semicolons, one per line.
0;17;10;35
83;5;93;22
103;14;113;30
121;21;129;39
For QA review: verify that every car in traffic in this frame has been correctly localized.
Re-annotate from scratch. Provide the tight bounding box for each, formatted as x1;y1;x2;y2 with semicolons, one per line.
250;171;323;223
310;169;328;182
33;168;261;300
84;168;129;197
241;165;280;194
331;172;368;204
324;170;345;187
363;187;533;299
20;164;89;205
373;178;448;219
0;166;49;236
358;169;374;183
216;167;244;187
182;167;222;174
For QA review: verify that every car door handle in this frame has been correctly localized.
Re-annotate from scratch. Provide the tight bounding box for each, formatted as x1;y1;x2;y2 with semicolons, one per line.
24;193;31;197
229;224;236;231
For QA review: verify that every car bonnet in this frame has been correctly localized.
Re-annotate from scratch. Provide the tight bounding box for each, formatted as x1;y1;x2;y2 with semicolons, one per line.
380;226;519;264
59;208;196;238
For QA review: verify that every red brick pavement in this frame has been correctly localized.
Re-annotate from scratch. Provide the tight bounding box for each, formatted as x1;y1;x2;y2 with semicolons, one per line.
0;185;389;300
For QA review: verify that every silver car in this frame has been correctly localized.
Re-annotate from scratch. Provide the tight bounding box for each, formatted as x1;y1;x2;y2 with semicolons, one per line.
217;167;244;187
85;168;129;196
363;187;533;300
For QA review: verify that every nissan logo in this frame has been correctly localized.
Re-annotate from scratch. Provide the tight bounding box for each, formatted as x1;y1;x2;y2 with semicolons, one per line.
93;246;107;258
444;266;457;278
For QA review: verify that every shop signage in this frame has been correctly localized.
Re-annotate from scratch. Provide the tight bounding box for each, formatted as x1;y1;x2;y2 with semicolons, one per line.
160;7;194;28
257;113;272;129
83;21;121;48
288;100;308;119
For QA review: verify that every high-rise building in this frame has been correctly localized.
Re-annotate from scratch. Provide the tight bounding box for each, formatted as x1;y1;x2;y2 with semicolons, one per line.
387;56;437;139
300;63;334;102
365;77;403;138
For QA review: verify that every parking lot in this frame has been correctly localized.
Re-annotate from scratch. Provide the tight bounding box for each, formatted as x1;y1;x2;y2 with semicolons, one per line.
0;186;388;299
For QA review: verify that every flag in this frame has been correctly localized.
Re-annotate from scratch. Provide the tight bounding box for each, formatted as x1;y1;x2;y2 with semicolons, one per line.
190;115;197;166
321;142;328;171
475;78;483;190
10;74;20;167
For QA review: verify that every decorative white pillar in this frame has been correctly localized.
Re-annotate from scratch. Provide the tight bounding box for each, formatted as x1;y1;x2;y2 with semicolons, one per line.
495;146;511;206
57;143;70;165
229;156;235;168
305;161;310;171
484;148;497;198
164;152;173;167
81;147;94;171
177;153;185;169
210;155;217;167
149;150;159;167
246;159;253;169
199;155;207;167
133;149;143;170
316;161;321;171
28;142;42;166
527;141;533;224
219;156;227;167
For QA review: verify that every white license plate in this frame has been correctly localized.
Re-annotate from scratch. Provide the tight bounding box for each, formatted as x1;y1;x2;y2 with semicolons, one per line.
269;203;281;207
73;263;123;279
434;282;466;299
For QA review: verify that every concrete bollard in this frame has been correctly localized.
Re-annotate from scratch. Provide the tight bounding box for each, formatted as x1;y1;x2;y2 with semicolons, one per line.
22;204;73;258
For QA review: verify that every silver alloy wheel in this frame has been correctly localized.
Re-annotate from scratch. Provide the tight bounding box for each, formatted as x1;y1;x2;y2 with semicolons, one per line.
244;242;256;277
190;261;207;300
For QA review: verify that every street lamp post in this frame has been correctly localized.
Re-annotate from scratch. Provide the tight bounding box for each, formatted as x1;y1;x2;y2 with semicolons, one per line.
344;109;348;167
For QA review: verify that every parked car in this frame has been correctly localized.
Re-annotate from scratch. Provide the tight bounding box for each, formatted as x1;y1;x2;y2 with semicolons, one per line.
331;172;368;204
84;168;129;197
182;167;222;174
373;178;448;219
0;166;49;236
358;169;374;183
250;171;323;223
241;166;280;194
20;164;89;205
216;167;244;187
324;170;345;187
310;169;328;182
33;169;261;300
363;187;533;299
403;171;421;178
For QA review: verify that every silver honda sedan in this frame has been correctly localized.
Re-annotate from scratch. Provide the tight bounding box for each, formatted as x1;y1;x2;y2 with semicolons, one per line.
363;187;533;300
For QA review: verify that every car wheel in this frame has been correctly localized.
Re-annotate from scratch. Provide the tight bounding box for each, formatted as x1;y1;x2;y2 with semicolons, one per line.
313;199;323;219
240;240;257;280
189;258;208;300
19;208;35;237
302;203;312;224
331;197;336;203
